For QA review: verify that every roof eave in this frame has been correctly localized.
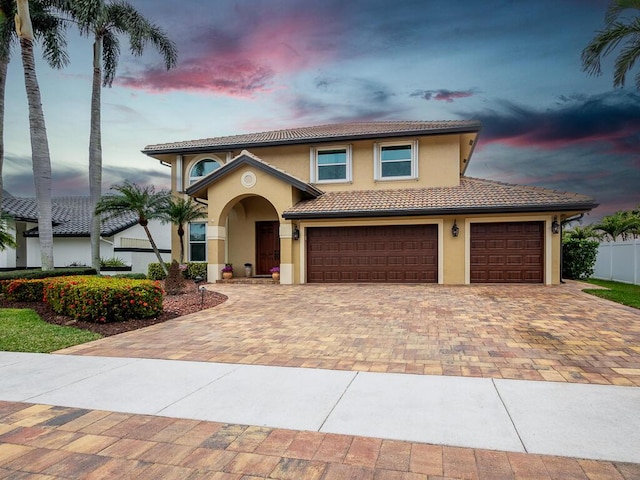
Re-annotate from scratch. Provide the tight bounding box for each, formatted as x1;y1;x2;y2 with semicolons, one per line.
283;202;598;220
143;124;482;156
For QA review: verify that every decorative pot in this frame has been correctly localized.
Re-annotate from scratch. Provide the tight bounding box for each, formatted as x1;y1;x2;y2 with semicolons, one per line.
244;265;252;277
222;272;233;280
271;272;280;281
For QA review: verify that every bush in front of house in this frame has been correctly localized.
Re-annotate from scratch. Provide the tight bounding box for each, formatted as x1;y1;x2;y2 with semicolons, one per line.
0;268;97;296
147;262;171;280
4;278;48;302
147;261;207;281
44;276;164;323
562;237;599;280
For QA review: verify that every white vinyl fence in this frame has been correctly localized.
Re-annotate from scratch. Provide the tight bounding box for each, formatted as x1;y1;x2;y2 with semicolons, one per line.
593;239;640;285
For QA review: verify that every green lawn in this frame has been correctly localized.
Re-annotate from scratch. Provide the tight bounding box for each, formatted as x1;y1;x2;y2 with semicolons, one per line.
0;308;102;353
583;279;640;309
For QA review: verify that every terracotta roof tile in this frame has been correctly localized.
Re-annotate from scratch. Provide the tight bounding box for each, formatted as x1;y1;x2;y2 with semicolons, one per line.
143;120;481;153
283;177;597;218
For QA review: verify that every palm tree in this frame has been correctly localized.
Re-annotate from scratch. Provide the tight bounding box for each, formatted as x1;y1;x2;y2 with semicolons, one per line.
95;180;171;274
165;197;206;264
14;0;69;270
582;0;640;89
0;213;16;250
594;210;640;241
64;0;177;272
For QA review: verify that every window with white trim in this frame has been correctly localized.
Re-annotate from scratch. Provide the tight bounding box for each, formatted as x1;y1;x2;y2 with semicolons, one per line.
189;222;206;262
189;158;222;185
374;140;418;180
310;145;352;183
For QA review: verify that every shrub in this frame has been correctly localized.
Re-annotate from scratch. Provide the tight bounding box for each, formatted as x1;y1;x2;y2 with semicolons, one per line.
0;268;97;281
100;257;128;268
147;262;170;280
5;278;48;302
44;276;164;323
113;273;147;279
184;262;207;281
562;237;599;280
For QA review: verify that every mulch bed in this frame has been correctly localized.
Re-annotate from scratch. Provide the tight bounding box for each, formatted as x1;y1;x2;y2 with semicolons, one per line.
0;284;227;337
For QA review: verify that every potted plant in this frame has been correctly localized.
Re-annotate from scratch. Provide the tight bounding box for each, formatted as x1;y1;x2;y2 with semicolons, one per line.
222;263;233;279
270;266;280;281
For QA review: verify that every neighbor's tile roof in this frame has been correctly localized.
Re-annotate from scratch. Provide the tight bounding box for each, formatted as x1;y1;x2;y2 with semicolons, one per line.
283;177;597;219
2;196;138;237
143;120;481;154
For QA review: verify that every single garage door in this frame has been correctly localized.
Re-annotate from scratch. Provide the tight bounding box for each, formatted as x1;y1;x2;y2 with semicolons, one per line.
307;225;438;283
470;221;544;283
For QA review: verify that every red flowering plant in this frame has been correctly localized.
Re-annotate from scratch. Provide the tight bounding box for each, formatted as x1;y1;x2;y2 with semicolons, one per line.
44;276;163;323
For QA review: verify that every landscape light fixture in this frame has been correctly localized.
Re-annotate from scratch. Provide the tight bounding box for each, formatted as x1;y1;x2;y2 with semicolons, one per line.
451;220;459;237
194;276;205;307
551;217;560;234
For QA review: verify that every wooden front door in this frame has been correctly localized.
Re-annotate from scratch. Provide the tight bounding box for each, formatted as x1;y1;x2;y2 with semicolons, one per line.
256;221;280;275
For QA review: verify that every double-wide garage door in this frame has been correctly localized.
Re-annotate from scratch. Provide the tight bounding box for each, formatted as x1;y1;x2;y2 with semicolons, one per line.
307;225;438;283
470;221;544;283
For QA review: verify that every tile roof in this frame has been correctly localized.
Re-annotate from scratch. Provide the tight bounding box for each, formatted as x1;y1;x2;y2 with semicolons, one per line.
283;177;597;219
143;120;481;154
2;196;138;237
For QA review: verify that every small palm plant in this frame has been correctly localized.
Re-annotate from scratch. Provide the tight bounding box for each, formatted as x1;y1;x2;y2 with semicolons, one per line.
165;197;206;264
95;181;171;275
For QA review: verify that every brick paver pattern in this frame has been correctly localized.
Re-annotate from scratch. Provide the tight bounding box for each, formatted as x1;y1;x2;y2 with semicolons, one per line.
59;283;640;386
1;401;639;480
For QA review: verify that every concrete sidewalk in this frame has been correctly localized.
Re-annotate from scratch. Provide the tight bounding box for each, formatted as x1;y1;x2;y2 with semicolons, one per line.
1;351;639;465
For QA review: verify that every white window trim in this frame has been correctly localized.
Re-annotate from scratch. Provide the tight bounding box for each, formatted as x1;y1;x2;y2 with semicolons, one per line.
188;221;207;262
309;145;352;184
374;140;419;181
185;154;227;188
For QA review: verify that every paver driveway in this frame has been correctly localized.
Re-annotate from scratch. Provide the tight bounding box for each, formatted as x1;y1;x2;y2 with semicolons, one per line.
59;282;640;386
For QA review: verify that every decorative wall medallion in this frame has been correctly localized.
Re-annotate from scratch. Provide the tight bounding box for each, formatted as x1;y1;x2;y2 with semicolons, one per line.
241;171;257;188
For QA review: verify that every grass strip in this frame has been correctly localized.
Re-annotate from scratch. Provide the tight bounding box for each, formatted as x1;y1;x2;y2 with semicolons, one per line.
583;279;640;309
0;308;102;353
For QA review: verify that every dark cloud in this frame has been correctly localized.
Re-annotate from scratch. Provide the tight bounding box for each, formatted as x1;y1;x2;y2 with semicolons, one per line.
468;91;640;155
411;89;475;103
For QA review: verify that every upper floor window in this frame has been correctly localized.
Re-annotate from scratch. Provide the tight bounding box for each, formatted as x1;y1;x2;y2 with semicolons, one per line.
189;158;222;185
374;140;418;180
310;145;352;183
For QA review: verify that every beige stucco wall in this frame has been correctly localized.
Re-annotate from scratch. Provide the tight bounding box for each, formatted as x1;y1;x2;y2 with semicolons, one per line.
175;134;462;193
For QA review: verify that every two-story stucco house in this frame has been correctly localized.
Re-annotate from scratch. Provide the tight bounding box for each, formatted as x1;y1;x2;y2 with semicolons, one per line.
143;121;597;285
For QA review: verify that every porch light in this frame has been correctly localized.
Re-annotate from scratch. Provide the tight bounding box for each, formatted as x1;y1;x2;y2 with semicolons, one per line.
451;220;459;238
551;217;560;234
292;225;300;241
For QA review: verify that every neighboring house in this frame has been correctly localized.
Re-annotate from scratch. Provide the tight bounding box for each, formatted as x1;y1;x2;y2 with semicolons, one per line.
142;121;597;284
0;194;170;273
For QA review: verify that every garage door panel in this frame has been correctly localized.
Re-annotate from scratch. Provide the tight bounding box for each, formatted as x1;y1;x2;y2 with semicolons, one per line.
471;221;543;284
307;225;438;283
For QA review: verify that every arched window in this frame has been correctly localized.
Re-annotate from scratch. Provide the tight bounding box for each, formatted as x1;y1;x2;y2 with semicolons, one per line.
189;158;222;184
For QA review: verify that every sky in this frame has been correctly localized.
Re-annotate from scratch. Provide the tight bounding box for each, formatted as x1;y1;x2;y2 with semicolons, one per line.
3;0;639;223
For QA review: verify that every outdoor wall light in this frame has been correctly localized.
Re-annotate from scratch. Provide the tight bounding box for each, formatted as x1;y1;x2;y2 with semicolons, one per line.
451;220;459;238
292;225;300;241
551;217;560;234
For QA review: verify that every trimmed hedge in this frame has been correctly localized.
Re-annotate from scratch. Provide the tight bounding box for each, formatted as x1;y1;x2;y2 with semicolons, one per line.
44;276;164;323
562;238;599;280
147;261;207;281
4;278;48;302
0;268;96;296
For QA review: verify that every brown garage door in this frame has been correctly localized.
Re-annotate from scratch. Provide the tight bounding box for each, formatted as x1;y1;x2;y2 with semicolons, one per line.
470;222;543;283
307;225;438;283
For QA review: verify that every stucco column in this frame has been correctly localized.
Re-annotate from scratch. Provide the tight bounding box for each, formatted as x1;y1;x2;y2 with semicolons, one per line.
207;224;226;281
279;222;296;284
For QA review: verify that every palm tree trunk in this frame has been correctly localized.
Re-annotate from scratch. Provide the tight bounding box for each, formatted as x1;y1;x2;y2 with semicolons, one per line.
0;58;7;210
178;224;185;264
19;36;54;271
89;38;103;272
142;223;168;275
